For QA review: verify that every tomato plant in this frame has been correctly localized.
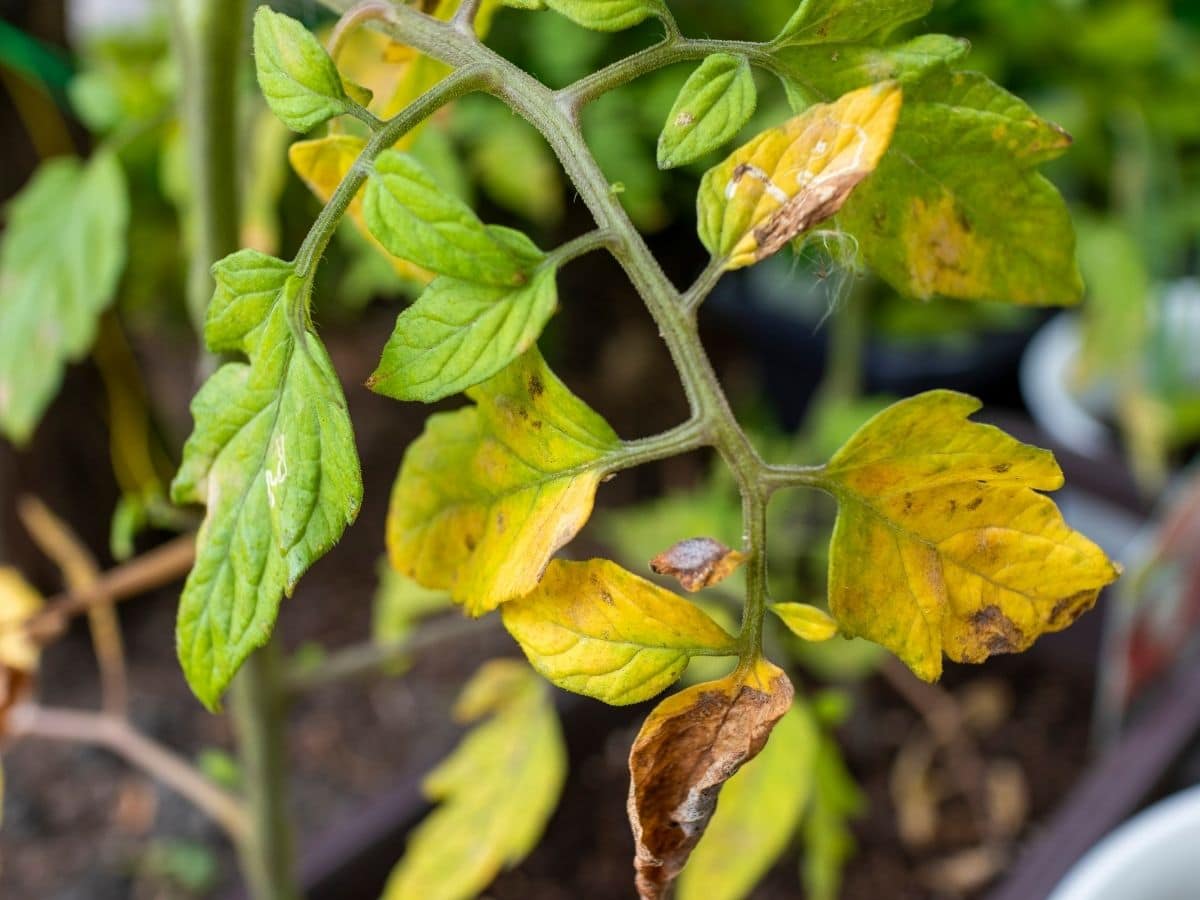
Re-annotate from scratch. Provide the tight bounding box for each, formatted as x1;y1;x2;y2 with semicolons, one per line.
0;1;1124;898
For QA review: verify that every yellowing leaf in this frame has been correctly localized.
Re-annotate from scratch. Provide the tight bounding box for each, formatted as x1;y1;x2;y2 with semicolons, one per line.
501;559;738;705
288;134;431;283
821;390;1120;682
628;658;794;900
0;569;43;674
649;537;747;592
386;349;621;616
770;602;839;642
697;82;901;270
677;704;818;900
382;660;565;900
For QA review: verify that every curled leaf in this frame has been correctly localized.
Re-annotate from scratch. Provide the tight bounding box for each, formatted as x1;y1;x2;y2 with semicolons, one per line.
628;658;794;899
822;390;1121;681
771;602;839;642
501;559;738;705
697;81;901;270
649;537;746;592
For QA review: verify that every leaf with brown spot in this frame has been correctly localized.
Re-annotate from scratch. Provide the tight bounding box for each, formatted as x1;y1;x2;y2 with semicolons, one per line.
502;559;738;705
820;390;1120;681
697;82;901;270
649;537;747;592
627;658;794;899
386;349;621;616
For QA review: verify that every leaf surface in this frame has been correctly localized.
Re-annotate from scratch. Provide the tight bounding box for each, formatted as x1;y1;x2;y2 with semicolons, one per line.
677;704;818;900
775;0;932;45
545;0;662;31
172;251;362;708
838;69;1081;305
698;82;901;270
368;228;555;402
628;658;794;899
382;660;565;900
822;390;1120;681
0;152;128;443
658;54;757;169
770;602;839;642
253;7;349;132
502;559;738;705
386;349;621;616
364;149;537;286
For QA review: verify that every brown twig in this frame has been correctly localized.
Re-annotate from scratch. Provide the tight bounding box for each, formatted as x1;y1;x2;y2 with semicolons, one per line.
7;703;249;840
18;497;129;716
21;533;196;645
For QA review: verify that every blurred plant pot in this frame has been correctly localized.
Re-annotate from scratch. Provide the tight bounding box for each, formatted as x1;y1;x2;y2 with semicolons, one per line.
1048;783;1200;900
707;260;1042;428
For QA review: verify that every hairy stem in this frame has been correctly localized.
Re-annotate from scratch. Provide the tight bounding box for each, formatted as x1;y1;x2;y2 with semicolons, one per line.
9;705;249;840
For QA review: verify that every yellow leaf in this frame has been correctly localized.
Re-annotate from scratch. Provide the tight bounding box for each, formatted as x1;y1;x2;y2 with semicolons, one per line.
386;349;621;616
288;134;432;282
501;558;738;705
822;390;1121;682
677;703;818;900
382;660;564;900
628;658;794;900
0;568;43;673
770;602;839;642
698;81;902;270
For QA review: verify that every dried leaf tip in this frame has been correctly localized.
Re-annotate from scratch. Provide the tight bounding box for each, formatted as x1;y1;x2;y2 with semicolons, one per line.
650;537;747;592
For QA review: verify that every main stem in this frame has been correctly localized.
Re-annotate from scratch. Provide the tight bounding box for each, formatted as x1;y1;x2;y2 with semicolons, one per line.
172;2;299;897
328;1;776;652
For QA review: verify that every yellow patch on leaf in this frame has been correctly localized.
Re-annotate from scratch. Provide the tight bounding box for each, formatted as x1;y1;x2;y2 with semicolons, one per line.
903;192;990;300
386;349;622;616
628;658;794;900
698;81;902;270
821;390;1121;681
288;134;432;283
501;559;738;705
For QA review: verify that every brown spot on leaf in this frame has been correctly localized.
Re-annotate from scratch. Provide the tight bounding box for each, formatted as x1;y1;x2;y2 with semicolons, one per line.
1048;589;1097;628
650;537;747;592
966;497;983;511
753;169;871;262
969;605;1025;656
628;662;793;899
528;375;544;398
495;512;505;534
992;463;1011;474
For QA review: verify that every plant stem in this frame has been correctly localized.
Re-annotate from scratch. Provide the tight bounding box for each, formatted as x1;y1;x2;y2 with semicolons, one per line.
8;704;249;840
229;642;299;900
320;1;776;660
169;0;247;344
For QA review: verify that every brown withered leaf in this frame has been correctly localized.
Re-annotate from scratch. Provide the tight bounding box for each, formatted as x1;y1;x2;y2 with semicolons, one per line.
649;537;747;592
627;658;794;899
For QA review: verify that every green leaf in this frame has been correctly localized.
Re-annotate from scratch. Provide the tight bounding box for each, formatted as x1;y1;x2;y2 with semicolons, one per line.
253;6;350;132
776;0;932;46
368;229;557;402
837;69;1083;305
386;348;621;616
544;0;663;31
821;390;1119;682
364;149;538;286
678;705;818;900
501;558;738;705
382;660;565;900
0;152;128;444
172;251;362;709
658;54;757;169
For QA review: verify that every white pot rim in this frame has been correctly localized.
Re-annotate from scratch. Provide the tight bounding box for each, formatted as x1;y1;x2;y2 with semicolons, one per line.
1049;783;1200;900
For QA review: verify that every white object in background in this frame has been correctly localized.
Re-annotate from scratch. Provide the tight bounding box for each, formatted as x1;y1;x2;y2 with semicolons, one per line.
66;0;156;45
1048;783;1200;900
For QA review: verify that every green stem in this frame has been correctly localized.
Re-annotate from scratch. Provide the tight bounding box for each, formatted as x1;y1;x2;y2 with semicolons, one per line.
317;1;777;662
169;0;247;343
293;64;493;281
546;228;618;268
230;642;299;900
739;488;770;656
